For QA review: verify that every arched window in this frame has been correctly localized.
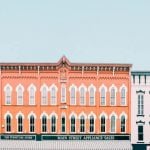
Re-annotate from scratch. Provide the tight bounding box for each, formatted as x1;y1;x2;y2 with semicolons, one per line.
6;115;11;132
101;115;106;133
110;88;116;106
101;88;106;106
121;115;126;133
51;115;56;133
18;115;23;132
70;87;76;105
80;87;85;105
41;87;48;105
61;84;66;103
121;88;126;105
111;115;116;133
51;87;57;105
80;115;85;133
61;115;66;133
5;86;12;105
89;116;94;133
138;94;144;115
17;86;24;105
42;115;47;132
30;115;35;133
29;86;36;105
70;115;75;133
89;88;95;105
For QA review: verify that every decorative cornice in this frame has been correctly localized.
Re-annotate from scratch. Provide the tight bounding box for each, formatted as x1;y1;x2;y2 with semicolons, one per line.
136;90;145;94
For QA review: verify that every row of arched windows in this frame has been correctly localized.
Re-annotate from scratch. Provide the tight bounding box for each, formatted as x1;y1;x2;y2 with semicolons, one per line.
4;112;127;134
4;83;127;106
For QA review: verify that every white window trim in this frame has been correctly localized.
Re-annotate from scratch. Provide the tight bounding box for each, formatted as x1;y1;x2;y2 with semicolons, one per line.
4;84;12;105
119;112;127;134
88;84;96;106
88;114;96;134
27;84;36;105
78;112;87;134
69;84;77;105
69;112;77;133
79;84;87;106
119;84;127;106
40;84;48;105
4;111;13;133
28;112;36;133
16;84;24;105
99;84;107;106
49;84;58;105
109;112;118;133
109;84;118;106
61;84;66;103
50;114;57;133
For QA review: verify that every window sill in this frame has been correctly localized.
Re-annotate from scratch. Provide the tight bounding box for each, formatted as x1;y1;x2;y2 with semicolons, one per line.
137;115;145;117
137;141;144;143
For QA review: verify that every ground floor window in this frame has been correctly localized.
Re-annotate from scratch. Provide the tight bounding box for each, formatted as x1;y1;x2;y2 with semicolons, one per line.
138;125;143;141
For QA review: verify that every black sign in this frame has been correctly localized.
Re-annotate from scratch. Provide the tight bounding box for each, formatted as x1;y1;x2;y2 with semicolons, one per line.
1;135;36;140
42;135;130;140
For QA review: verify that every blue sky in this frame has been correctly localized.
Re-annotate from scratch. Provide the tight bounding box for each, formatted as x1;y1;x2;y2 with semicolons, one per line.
0;0;150;70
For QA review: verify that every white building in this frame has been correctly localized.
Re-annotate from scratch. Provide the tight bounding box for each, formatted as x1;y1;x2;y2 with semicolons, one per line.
131;71;150;150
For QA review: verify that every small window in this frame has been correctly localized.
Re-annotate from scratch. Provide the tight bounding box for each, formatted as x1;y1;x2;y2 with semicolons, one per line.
61;116;66;133
18;115;23;132
89;88;95;105
30;115;35;133
6;115;11;132
5;87;11;105
51;87;57;105
51;115;56;133
70;87;76;105
42;116;47;132
111;115;116;133
70;116;75;133
29;87;35;105
138;95;144;115
138;125;143;141
101;88;106;106
121;88;126;105
61;85;66;103
110;88;116;106
17;86;23;105
80;116;85;133
101;116;106;133
121;115;125;133
80;87;85;105
89;116;94;133
41;87;47;105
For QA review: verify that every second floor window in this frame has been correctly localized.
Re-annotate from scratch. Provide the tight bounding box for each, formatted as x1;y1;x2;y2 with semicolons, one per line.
6;115;11;132
80;87;85;105
101;88;106;106
70;87;76;105
29;87;35;105
89;88;95;105
89;116;94;133
51;87;56;105
70;116;75;133
42;116;47;132
51;116;56;133
121;88;126;105
110;88;116;106
138;95;144;115
17;86;23;105
61;116;66;133
18;115;23;132
41;87;47;105
121;115;126;133
111;115;116;133
61;85;66;103
5;86;11;105
30;115;35;133
101;116;106;133
80;116;85;133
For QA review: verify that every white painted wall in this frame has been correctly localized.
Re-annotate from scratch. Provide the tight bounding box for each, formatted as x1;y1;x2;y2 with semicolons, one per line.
131;74;150;144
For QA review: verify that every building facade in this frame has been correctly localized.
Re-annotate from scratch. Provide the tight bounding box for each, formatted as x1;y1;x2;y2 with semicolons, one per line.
131;72;150;150
0;56;132;146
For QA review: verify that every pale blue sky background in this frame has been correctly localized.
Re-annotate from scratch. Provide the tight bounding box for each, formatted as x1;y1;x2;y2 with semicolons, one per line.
0;0;150;70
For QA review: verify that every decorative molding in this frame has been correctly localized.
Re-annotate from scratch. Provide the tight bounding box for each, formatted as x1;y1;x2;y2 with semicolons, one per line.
136;90;145;94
